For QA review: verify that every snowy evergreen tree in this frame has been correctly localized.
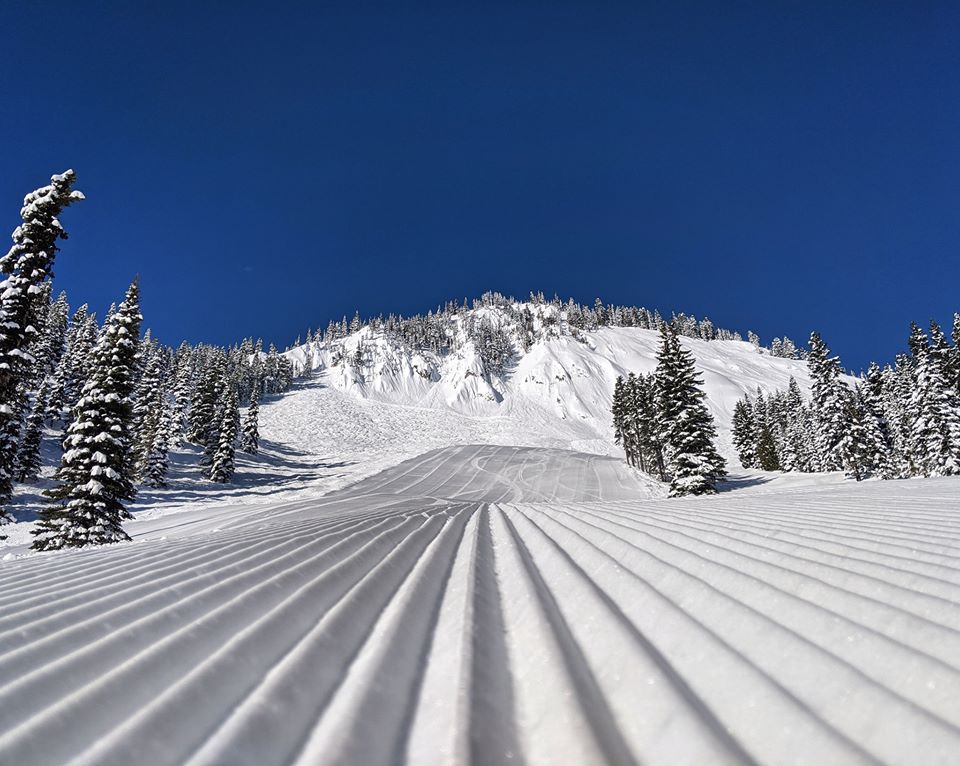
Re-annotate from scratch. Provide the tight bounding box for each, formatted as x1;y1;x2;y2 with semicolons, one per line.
241;389;260;454
33;279;142;551
140;402;172;488
785;378;817;472
171;341;194;438
731;399;756;469
655;327;726;495
807;332;856;473
612;376;633;465
884;355;916;477
951;313;960;395
29;288;70;388
858;363;895;478
133;350;167;479
752;390;781;471
47;306;99;423
15;379;50;483
188;351;225;449
908;323;960;476
0;170;83;514
209;386;239;483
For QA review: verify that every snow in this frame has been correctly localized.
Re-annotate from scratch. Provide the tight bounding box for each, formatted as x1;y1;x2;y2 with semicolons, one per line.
0;324;848;548
0;445;958;764
0;322;954;763
285;325;825;461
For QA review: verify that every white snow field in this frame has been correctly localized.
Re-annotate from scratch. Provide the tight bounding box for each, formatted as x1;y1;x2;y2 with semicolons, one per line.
0;446;959;765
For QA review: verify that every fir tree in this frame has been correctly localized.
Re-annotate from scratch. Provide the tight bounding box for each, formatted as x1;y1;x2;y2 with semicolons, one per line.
188;352;225;449
858;363;895;478
241;388;260;454
132;349;165;474
731;399;757;469
909;324;960;476
209;386;239;483
752;390;781;472
32;280;142;551
883;356;916;477
634;373;667;480
29;288;69;388
171;341;193;439
655;327;726;495
140;403;172;488
780;378;813;472
807;331;856;473
951;313;960;395
0;170;83;514
47;307;99;423
15;379;50;484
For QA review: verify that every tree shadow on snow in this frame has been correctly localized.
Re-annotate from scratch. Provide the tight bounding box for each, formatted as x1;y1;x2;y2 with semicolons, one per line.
716;473;774;492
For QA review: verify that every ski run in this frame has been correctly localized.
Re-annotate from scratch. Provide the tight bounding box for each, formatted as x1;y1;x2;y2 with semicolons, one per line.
0;445;958;765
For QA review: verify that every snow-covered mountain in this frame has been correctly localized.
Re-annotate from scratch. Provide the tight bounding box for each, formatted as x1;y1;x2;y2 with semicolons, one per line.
282;301;817;461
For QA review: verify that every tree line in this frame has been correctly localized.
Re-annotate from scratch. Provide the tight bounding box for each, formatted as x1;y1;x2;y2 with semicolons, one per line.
732;324;960;480
0;171;294;550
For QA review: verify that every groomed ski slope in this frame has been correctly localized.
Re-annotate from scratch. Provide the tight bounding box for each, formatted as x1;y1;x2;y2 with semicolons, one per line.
1;445;959;765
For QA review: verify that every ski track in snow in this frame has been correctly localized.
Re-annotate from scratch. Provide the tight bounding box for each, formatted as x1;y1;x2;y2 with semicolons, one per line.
1;445;959;765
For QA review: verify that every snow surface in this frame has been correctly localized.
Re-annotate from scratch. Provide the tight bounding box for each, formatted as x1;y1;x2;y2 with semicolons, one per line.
0;445;958;765
1;324;955;764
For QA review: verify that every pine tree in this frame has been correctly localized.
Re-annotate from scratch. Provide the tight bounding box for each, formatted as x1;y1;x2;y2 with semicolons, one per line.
241;388;260;455
780;378;813;472
752;390;781;471
909;323;960;476
858;363;895;478
655;327;726;495
188;352;225;449
838;389;868;481
47;307;99;423
140;402;172;488
0;170;83;514
634;373;667;479
15;379;50;484
807;331;856;473
29;287;69;388
32;280;142;551
884;355;916;477
209;386;239;483
731;398;757;469
171;341;193;439
132;349;165;473
950;313;960;395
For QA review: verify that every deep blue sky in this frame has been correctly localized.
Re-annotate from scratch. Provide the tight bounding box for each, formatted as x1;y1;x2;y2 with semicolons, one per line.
1;2;958;370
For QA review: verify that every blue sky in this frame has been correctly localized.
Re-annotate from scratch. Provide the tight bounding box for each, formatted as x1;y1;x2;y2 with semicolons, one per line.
1;2;958;370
